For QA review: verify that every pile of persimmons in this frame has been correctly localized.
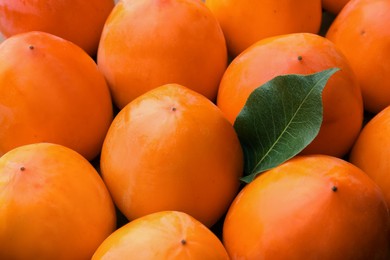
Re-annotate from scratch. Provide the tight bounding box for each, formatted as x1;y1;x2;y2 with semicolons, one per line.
0;0;389;259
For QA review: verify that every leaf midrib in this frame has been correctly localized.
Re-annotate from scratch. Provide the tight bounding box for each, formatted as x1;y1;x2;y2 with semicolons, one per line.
249;75;326;175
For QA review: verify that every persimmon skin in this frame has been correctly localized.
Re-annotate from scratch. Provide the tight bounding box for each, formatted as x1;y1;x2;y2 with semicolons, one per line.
0;0;115;56
0;143;116;260
326;0;390;113
350;106;390;208
205;0;322;57
100;84;243;228
223;155;390;259
97;0;227;109
0;31;113;161
92;211;229;260
322;0;350;14
217;33;363;158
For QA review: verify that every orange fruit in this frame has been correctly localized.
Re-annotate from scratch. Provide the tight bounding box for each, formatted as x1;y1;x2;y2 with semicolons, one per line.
97;0;227;109
223;155;390;259
350;106;390;208
0;0;114;56
92;211;229;259
217;33;363;158
326;0;390;113
0;31;113;161
205;0;322;57
0;142;116;259
100;84;243;227
322;0;350;14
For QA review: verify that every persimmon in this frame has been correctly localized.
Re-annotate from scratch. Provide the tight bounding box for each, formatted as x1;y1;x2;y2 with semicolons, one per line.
97;0;227;109
100;84;243;227
0;0;114;56
350;106;390;208
223;155;390;259
322;0;350;14
217;33;363;158
326;0;390;113
205;0;322;57
0;143;116;259
92;211;229;259
0;31;113;161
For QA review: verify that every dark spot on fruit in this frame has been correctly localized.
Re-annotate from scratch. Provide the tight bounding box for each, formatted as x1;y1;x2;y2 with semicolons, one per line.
332;186;338;192
171;107;177;112
297;55;303;61
360;30;366;35
181;239;186;245
29;45;34;50
20;166;26;171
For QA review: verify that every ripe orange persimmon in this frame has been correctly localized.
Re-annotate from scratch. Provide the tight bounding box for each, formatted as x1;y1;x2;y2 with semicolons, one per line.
326;0;390;113
223;155;390;259
0;143;116;259
92;211;229;259
205;0;322;57
350;106;390;208
0;31;113;161
217;33;363;158
0;0;114;56
322;0;350;14
100;84;243;227
97;0;227;109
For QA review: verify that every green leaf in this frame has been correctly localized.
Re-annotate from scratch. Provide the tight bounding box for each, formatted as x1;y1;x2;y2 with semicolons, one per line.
233;68;339;183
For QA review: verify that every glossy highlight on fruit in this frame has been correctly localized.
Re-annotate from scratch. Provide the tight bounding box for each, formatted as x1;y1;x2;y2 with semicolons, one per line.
223;155;390;259
92;211;229;259
98;0;227;108
217;33;363;158
0;31;113;160
0;143;117;259
0;0;115;56
326;0;390;113
100;83;243;227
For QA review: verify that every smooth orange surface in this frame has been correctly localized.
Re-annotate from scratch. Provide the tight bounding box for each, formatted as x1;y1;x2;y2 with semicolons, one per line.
326;0;390;114
322;0;350;14
0;0;114;56
0;31;113;161
223;155;390;259
205;0;322;57
97;0;227;109
0;143;116;259
92;211;229;259
217;33;363;158
100;84;243;227
350;106;390;208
